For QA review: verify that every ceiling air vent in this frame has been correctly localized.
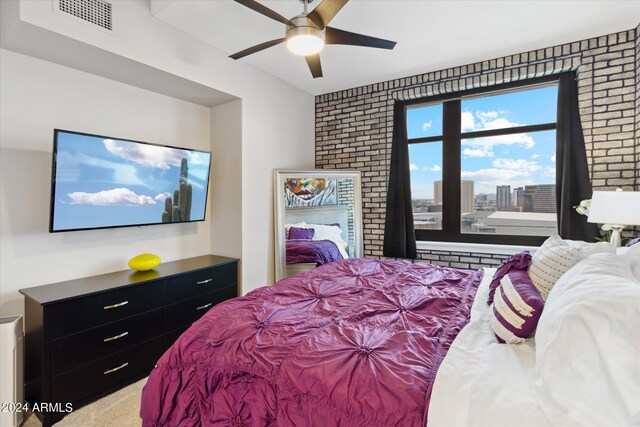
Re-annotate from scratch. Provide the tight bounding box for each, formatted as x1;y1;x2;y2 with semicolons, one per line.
57;0;113;31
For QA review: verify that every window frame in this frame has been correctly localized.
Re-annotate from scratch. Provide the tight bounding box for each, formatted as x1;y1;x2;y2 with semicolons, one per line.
406;74;562;246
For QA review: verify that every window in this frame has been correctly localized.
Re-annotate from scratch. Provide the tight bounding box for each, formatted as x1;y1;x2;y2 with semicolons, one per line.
407;77;559;246
407;104;443;230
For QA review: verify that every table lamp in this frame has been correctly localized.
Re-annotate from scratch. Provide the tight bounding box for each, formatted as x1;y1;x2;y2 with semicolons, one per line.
587;189;640;246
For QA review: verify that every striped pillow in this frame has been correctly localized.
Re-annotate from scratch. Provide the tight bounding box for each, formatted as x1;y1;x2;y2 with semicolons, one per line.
489;269;544;344
487;251;532;305
528;234;584;301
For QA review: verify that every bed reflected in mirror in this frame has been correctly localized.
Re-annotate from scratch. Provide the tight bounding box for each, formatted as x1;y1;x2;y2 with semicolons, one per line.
274;170;363;281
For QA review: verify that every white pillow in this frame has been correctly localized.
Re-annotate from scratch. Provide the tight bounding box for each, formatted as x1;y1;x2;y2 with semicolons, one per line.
616;247;630;255
628;244;640;280
285;222;307;230
528;234;584;301
564;239;616;256
534;250;640;427
306;223;349;259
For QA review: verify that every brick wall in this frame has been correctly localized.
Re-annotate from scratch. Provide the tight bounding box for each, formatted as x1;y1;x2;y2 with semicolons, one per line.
316;27;640;268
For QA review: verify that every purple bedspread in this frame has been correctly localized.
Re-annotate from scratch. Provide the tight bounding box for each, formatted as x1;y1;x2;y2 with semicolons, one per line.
286;239;344;265
140;258;483;427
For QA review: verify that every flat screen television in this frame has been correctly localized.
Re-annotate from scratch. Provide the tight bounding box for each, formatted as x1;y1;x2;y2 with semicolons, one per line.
50;129;212;232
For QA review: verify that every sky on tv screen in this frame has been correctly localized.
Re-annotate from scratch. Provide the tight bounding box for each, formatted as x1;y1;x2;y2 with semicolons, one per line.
52;131;211;231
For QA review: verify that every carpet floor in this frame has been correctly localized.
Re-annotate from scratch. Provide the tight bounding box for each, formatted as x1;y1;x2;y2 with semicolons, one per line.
22;378;146;427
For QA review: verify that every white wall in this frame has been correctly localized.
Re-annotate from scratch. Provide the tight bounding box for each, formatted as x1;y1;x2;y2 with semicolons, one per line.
0;0;315;309
0;49;213;316
210;100;242;262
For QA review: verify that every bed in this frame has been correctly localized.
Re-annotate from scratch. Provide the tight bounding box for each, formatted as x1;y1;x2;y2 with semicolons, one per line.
426;267;552;427
286;239;344;265
140;239;640;427
284;205;351;277
429;242;640;427
140;258;482;426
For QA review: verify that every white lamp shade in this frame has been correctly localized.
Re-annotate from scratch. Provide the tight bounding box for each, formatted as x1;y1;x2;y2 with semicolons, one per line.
587;191;640;225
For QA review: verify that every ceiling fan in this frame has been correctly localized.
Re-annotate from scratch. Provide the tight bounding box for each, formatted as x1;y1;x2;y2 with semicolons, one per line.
229;0;397;78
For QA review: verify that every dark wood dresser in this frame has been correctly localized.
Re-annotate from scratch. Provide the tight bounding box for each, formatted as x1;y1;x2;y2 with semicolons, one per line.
19;254;239;427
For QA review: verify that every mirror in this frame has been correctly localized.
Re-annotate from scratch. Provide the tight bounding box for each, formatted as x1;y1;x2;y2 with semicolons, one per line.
274;170;363;281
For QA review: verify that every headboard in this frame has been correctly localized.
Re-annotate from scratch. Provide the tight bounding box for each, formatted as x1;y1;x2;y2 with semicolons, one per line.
285;205;349;241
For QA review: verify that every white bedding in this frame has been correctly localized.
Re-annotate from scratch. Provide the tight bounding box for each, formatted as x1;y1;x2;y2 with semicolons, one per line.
533;249;640;426
427;267;552;427
429;247;640;426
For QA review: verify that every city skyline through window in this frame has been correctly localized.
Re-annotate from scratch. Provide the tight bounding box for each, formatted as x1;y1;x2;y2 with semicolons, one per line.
407;83;559;241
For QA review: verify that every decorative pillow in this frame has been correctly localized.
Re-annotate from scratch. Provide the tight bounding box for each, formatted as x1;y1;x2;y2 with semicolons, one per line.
487;251;532;305
626;237;640;247
527;234;584;301
489;269;544;344
288;227;315;240
539;233;564;248
285;222;307;239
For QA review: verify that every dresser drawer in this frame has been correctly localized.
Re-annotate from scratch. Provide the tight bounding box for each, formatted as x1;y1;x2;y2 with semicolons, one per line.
49;283;162;338
51;309;164;375
166;286;237;330
165;262;237;302
51;336;164;405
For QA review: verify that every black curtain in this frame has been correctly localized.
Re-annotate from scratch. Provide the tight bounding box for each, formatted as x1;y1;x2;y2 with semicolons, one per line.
556;72;599;241
383;101;417;259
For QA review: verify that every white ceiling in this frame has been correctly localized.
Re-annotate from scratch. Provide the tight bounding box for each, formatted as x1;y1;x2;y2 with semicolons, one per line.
153;0;640;95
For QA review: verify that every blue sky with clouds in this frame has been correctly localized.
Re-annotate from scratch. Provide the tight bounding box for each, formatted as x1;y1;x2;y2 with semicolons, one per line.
52;131;211;230
408;85;558;199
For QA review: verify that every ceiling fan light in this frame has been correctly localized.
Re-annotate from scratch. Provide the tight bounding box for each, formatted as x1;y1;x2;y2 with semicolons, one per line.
287;34;324;56
286;22;325;56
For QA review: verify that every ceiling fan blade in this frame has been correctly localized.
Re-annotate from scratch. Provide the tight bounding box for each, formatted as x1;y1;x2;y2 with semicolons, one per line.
233;0;291;25
325;27;397;50
229;38;286;60
305;54;323;79
307;0;349;29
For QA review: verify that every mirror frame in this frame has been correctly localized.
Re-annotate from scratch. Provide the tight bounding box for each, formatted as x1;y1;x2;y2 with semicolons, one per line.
274;169;364;282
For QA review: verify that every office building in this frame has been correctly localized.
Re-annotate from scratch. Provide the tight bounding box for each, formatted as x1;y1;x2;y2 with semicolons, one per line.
523;184;556;213
513;187;525;207
496;185;511;210
435;180;474;213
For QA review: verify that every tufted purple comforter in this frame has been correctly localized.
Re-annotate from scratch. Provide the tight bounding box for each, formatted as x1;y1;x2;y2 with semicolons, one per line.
140;258;483;427
286;239;344;266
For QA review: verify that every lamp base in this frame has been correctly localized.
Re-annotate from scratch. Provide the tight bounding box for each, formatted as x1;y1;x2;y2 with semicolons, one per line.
603;225;625;247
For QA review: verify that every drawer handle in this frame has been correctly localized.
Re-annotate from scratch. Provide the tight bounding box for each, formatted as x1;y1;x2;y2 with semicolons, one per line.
196;303;212;311
196;278;213;285
103;362;128;375
103;331;129;343
103;301;129;310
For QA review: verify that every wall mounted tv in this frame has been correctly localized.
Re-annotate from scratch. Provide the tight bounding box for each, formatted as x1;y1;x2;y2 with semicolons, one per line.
50;129;212;232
